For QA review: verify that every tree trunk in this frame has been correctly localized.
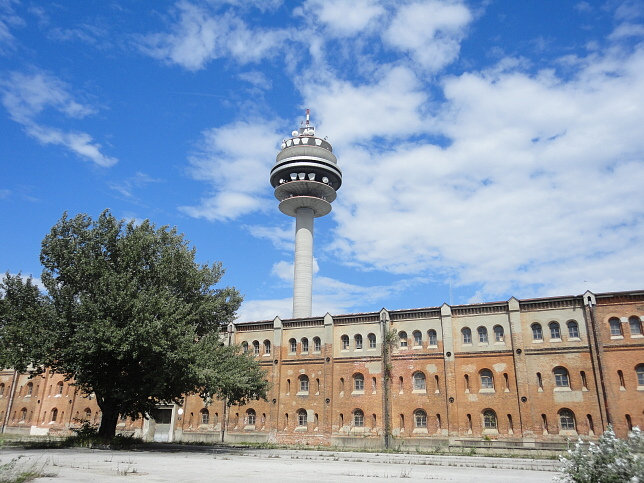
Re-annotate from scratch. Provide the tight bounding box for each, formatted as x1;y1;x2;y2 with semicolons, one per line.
97;398;119;439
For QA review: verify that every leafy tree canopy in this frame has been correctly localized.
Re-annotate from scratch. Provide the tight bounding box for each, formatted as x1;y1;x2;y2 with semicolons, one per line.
1;211;268;438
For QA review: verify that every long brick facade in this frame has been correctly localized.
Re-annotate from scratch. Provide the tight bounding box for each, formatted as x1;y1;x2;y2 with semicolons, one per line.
1;290;642;450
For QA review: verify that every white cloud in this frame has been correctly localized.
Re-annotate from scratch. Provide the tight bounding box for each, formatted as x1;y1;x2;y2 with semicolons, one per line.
323;40;644;301
237;266;421;320
245;223;294;251
0;71;117;167
302;66;427;145
138;1;289;71
179;119;283;221
109;172;162;198
300;0;384;38
382;1;472;71
0;0;23;54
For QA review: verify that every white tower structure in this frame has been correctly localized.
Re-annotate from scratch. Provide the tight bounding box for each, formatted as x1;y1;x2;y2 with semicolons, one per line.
270;110;342;318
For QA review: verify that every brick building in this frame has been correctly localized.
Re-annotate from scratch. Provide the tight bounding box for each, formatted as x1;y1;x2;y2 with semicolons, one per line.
1;290;642;450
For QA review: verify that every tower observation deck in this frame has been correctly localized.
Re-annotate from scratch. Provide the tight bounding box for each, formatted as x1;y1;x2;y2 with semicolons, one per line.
270;109;342;318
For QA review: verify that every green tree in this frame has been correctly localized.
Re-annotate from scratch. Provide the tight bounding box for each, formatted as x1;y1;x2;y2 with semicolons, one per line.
1;211;268;439
0;273;52;371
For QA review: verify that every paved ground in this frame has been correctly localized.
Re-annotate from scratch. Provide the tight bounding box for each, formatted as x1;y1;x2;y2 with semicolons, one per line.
0;446;561;482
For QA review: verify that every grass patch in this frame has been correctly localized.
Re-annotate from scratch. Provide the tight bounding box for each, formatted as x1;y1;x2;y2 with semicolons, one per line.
0;456;53;483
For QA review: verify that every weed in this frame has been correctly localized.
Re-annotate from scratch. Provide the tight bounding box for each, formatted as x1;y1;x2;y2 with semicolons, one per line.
0;456;54;483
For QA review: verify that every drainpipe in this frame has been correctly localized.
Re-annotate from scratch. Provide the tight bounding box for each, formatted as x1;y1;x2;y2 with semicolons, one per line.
583;294;609;429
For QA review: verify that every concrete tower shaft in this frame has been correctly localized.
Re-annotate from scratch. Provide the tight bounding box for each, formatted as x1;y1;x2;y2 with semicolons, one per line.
270;110;342;318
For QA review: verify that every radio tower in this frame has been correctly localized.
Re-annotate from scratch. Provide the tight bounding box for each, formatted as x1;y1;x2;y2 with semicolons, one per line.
269;109;342;318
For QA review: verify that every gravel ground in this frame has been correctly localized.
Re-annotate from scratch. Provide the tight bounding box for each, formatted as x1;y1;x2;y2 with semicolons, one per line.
0;446;561;482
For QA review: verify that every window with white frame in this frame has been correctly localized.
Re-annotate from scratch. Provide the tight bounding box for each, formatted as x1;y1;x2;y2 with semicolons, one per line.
368;333;376;349
559;409;575;430
353;373;364;391
549;321;561;339
629;316;642;336
253;340;260;355
313;337;321;352
483;409;497;429
480;369;494;389
341;335;349;350
399;331;408;348
636;365;644;386
297;409;307;427
289;338;297;353
353;409;364;427
354;334;363;349
532;323;543;341
478;326;488;344
554;367;570;387
494;325;504;342
609;317;622;336
567;320;579;338
462;327;472;344
413;372;426;391
414;409;427;428
413;330;422;346
301;338;309;353
299;375;309;393
264;340;271;355
427;329;437;346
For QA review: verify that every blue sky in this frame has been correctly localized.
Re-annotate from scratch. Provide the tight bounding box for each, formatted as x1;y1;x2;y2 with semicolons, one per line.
1;0;643;321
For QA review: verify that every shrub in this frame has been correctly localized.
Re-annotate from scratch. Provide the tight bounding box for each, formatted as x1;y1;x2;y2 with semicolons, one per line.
557;426;643;482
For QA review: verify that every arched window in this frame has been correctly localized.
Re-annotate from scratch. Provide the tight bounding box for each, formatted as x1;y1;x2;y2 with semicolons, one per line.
354;334;363;350
297;409;307;427
637;364;644;386
242;341;248;353
263;340;271;355
398;331;408;348
353;409;364;427
480;369;494;389
301;338;309;353
0;383;4;396
84;408;91;420
549;321;561;339
51;408;58;422
567;320;579;338
368;333;376;349
26;382;33;396
200;408;209;425
414;409;427;428
341;335;349;350
494;325;504;342
413;330;422;346
313;337;321;352
554;367;570;387
629;316;642;336
427;329;437;346
478;326;488;344
609;317;622;336
56;381;64;395
19;408;27;422
289;338;297;353
253;340;260;355
483;409;497;429
246;409;256;426
299;375;309;393
413;372;426;391
559;409;576;431
532;323;543;341
353;373;364;391
462;327;472;344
